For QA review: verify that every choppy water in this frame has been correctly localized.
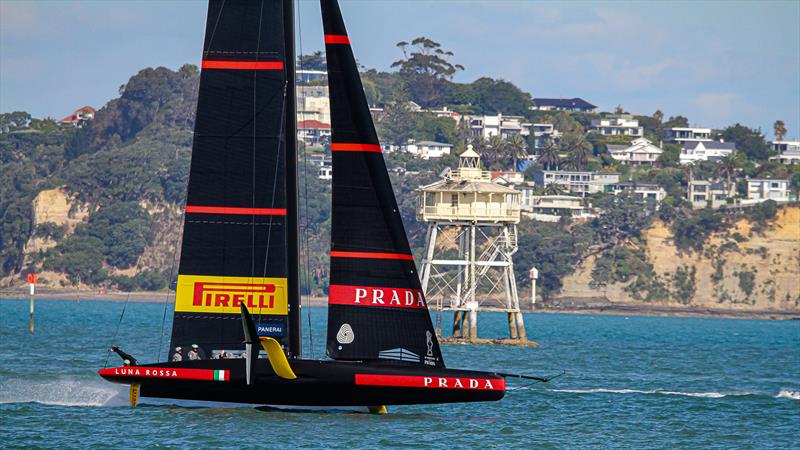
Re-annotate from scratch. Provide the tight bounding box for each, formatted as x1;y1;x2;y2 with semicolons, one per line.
1;298;798;448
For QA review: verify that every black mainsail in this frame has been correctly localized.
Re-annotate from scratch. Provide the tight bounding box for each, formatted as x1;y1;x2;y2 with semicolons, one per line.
169;0;301;359
321;0;444;367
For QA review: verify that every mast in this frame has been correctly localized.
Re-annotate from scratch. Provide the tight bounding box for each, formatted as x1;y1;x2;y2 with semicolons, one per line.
284;0;302;358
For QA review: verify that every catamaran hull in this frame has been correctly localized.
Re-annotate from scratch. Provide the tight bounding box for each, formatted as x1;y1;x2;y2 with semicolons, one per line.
99;359;505;406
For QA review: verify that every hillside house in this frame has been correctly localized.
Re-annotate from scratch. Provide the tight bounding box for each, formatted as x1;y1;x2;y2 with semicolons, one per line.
665;127;712;144
608;181;667;203
464;113;531;139
491;170;525;185
407;141;453;159
746;179;791;202
532;169;620;197
517;187;594;222
590;115;643;137
59;106;95;127
769;140;800;165
687;180;735;209
606;138;663;165
531;97;596;112
297;119;331;146
679;141;737;164
530;123;562;149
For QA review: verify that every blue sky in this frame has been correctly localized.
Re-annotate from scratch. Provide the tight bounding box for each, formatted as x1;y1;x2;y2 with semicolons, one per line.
1;0;798;139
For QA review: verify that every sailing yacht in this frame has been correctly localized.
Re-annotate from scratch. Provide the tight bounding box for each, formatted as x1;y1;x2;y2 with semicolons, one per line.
99;0;545;411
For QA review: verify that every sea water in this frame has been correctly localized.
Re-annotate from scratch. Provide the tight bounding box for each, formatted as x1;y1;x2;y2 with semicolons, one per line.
0;299;798;448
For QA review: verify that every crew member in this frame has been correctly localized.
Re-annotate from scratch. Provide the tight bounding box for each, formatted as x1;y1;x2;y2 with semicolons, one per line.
172;346;183;362
188;344;201;360
110;346;138;366
217;350;229;359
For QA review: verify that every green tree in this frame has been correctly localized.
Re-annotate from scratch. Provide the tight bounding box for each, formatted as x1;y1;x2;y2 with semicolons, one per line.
774;120;787;141
503;133;528;170
537;141;561;170
298;51;326;71
392;37;464;106
559;131;592;170
720;124;770;161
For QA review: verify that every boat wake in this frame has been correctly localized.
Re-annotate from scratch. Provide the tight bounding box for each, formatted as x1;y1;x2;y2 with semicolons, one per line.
775;389;800;400
0;377;127;407
549;388;764;399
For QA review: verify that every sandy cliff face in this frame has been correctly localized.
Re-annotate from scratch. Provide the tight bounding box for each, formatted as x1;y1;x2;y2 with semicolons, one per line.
556;207;800;311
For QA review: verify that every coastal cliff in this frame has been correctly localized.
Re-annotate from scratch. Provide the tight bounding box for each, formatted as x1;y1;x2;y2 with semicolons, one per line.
554;206;800;312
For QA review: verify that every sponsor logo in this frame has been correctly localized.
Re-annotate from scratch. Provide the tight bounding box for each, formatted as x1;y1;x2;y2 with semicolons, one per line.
378;348;421;363
424;330;438;366
100;367;230;382
336;323;354;345
174;275;288;315
257;323;285;337
328;285;427;309
354;374;505;391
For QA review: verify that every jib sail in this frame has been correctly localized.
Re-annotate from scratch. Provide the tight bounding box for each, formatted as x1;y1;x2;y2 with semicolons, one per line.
169;0;300;359
320;0;444;367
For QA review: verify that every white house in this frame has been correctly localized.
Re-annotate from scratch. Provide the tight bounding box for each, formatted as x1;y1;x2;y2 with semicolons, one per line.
665;127;712;144
746;179;791;202
769;140;800;165
531;98;597;112
590;115;643;137
608;181;667;203
464;113;531;140
517;187;594;222
679;141;737;164
491;170;525;185
404;140;454;159
532;170;620;196
530;123;562;149
606;138;663;165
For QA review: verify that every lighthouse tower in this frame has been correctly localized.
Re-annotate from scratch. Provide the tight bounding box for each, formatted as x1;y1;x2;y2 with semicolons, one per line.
417;146;526;342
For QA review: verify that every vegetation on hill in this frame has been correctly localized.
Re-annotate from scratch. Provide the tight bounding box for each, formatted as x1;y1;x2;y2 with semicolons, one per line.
2;40;799;306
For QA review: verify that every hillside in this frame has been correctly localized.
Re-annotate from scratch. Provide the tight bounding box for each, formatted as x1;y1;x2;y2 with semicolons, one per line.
555;207;800;311
1;64;799;316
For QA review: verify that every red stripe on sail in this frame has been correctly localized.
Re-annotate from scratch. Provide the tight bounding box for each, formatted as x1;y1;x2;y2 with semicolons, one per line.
330;251;414;261
355;374;505;391
99;367;229;382
328;285;427;309
330;143;382;153
324;34;351;44
185;206;287;216
201;60;284;70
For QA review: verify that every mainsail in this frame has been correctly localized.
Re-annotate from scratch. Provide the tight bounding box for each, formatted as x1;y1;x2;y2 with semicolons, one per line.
169;0;300;358
321;0;444;367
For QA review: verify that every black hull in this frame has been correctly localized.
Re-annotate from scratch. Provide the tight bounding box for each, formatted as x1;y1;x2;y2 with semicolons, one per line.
99;359;505;406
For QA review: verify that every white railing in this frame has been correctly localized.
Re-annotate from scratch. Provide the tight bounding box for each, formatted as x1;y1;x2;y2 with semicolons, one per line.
419;204;520;222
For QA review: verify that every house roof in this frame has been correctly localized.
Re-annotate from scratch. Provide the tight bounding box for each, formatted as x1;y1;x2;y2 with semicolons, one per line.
684;141;736;150
413;141;453;147
612;181;663;189
297;119;331;130
533;97;596;109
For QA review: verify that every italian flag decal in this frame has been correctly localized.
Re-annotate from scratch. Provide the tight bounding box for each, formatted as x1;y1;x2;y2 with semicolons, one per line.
214;370;229;381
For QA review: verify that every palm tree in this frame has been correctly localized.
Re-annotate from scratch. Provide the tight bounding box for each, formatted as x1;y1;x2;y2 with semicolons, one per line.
716;153;740;198
559;131;592;170
503;134;528;170
774;120;787;141
537;141;560;170
543;182;564;195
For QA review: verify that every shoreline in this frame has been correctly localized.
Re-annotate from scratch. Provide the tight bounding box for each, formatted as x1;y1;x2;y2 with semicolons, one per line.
2;289;799;320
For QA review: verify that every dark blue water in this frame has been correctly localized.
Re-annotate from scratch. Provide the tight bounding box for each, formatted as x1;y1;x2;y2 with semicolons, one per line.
1;299;798;448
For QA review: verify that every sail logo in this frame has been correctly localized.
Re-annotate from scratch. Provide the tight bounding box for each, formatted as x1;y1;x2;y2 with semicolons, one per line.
355;374;505;391
174;275;288;315
328;285;427;309
100;367;230;382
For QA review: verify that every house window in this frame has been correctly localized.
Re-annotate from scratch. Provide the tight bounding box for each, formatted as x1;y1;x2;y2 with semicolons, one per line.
771;182;779;189
451;194;458;207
